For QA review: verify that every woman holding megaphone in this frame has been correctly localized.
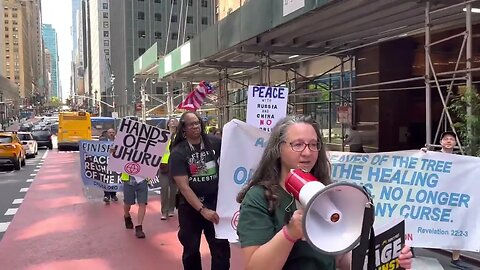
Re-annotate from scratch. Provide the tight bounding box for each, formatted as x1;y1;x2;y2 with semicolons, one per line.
236;115;413;270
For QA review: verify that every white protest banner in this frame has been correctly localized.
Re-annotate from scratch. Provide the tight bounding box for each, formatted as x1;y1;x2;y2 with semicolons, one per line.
329;150;480;251
246;85;288;132
107;118;170;179
216;120;480;251
80;140;123;192
215;119;270;241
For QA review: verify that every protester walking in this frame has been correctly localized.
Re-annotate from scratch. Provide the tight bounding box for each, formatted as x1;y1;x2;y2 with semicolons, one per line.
422;131;471;270
236;115;413;270
122;173;148;239
100;128;118;204
158;118;179;220
169;111;230;270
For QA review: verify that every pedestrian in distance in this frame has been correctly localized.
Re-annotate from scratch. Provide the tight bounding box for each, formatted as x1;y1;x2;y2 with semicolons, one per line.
343;125;364;153
169;111;231;270
236;115;413;270
100;128;118;204
158;117;179;220
422;131;471;270
213;128;222;138
122;173;149;239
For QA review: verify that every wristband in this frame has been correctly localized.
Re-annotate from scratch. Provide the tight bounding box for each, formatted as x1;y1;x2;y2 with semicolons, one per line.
198;205;206;213
282;226;297;243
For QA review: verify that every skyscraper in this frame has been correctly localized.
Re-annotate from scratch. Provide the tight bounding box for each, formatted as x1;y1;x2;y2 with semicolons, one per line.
2;0;34;102
0;0;4;75
106;0;215;116
71;0;81;99
42;24;59;98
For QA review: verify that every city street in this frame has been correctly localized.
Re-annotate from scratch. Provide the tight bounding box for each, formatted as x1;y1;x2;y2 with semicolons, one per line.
0;149;47;240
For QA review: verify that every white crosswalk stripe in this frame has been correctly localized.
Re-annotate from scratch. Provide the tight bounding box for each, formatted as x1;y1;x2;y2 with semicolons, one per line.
0;222;10;233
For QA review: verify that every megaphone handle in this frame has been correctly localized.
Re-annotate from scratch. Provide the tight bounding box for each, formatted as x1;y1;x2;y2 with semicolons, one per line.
351;205;375;270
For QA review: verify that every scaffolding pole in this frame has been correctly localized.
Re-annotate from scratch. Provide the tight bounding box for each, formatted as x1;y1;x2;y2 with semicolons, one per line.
466;2;473;138
425;1;432;146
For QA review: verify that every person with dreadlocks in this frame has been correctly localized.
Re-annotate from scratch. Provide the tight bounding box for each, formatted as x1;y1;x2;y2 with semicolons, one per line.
169;111;230;270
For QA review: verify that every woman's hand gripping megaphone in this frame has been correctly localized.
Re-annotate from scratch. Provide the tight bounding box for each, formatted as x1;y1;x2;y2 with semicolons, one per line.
285;209;305;242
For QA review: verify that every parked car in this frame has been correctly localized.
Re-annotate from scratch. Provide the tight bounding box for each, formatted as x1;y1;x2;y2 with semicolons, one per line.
0;132;26;170
17;132;38;158
32;129;53;149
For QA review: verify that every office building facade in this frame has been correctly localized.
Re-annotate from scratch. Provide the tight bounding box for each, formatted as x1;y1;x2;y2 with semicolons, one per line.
42;24;59;98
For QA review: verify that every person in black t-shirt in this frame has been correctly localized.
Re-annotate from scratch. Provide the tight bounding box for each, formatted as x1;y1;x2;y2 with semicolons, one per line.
169;111;230;270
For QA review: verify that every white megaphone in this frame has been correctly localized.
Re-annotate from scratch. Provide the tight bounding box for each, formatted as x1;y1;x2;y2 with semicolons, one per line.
285;168;372;255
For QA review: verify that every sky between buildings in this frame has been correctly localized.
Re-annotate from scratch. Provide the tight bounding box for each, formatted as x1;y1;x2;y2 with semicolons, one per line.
41;0;72;101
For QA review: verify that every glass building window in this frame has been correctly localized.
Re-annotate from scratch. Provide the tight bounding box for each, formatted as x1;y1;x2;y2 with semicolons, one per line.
188;0;193;6
154;32;162;39
102;2;108;9
104;49;110;55
154;0;161;3
138;12;145;20
103;12;108;18
103;21;109;28
187;16;193;24
104;40;109;46
171;15;177;23
138;48;146;56
201;17;208;25
138;30;146;38
103;31;109;37
171;32;178;40
155;13;161;21
201;0;208;7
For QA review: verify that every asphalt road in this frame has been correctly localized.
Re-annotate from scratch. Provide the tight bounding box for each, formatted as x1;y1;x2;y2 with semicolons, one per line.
0;148;48;240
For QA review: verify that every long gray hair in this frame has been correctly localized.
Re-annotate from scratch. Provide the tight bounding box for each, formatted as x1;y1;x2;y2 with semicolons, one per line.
236;115;331;213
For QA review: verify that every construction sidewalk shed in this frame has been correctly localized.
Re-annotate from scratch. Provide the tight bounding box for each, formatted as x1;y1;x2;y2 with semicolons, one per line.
133;0;480;152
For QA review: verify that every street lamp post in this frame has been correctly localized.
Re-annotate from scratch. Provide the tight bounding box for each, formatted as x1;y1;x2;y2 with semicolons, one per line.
110;74;116;117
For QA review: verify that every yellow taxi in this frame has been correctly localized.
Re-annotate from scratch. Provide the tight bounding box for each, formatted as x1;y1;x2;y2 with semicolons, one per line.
0;132;26;170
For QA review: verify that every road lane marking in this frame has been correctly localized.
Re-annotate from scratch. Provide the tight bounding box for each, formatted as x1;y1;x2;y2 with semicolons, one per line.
34;169;39;172
26;179;34;182
42;150;49;159
0;222;10;232
12;199;23;204
20;188;29;192
4;208;18;216
29;174;36;176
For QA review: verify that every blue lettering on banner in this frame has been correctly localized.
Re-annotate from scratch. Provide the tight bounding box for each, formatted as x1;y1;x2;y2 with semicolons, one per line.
252;86;286;99
233;166;254;185
331;163;363;181
254;137;268;148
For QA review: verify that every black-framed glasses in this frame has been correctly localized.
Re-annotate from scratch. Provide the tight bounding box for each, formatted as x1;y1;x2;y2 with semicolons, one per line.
285;141;322;152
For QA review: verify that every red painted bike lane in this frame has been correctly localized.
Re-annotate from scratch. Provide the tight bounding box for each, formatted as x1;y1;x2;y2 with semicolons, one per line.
0;150;244;270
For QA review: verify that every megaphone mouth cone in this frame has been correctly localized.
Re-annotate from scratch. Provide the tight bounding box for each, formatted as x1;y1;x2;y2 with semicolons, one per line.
301;181;372;256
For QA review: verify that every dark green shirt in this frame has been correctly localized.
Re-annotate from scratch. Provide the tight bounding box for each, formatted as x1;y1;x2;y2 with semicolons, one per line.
237;185;336;270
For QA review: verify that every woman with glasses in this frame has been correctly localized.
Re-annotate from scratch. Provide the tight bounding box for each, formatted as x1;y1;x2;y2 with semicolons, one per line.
236;115;412;270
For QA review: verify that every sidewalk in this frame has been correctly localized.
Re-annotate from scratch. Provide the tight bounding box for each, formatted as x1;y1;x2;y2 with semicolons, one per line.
0;150;244;270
